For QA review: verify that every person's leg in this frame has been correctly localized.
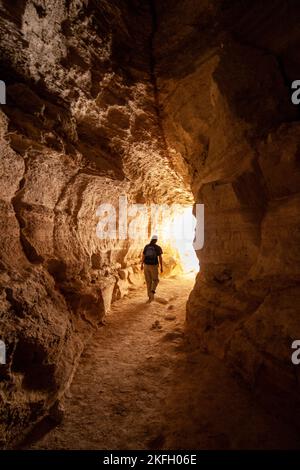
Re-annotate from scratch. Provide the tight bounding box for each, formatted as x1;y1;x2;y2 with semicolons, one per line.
144;265;152;299
150;265;159;293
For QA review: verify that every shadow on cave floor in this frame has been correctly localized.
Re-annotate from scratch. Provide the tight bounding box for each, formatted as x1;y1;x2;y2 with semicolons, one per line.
25;275;299;450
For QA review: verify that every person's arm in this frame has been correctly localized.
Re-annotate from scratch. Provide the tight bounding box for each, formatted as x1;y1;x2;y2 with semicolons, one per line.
159;254;163;273
141;253;145;270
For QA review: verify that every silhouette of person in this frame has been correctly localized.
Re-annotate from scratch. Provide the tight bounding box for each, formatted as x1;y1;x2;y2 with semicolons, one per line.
141;235;163;302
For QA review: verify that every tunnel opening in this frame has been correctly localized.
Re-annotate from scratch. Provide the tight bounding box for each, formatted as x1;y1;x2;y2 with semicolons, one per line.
95;194;199;279
146;203;200;276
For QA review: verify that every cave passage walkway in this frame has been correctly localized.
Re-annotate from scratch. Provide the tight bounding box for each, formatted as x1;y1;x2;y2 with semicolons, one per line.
29;275;298;450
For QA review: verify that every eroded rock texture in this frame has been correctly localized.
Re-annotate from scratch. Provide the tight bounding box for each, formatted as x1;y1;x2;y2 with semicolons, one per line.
0;0;191;447
0;0;300;448
153;1;300;421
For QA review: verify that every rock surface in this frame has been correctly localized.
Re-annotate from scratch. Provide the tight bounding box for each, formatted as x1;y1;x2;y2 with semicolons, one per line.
26;276;299;450
0;0;191;448
0;0;300;448
153;0;300;422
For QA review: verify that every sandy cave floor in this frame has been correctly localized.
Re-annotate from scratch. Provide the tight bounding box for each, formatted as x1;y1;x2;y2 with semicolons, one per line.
26;275;299;450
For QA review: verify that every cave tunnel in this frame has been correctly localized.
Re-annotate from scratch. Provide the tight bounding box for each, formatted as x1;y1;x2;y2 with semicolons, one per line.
0;0;300;452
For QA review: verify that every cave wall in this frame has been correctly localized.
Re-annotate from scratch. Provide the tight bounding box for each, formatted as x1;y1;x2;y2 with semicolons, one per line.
0;0;191;448
154;0;300;420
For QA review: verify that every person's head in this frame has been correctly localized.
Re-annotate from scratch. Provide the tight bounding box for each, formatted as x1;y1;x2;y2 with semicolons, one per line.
150;234;158;244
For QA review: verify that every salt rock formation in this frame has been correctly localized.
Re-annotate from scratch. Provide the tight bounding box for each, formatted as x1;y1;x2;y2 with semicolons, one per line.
0;0;300;448
154;0;300;420
0;0;191;447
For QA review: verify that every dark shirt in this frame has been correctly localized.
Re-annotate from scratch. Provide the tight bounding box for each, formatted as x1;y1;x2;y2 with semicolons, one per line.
143;243;163;265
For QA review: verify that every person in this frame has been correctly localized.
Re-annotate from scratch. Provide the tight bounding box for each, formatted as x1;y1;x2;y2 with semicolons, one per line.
141;235;163;302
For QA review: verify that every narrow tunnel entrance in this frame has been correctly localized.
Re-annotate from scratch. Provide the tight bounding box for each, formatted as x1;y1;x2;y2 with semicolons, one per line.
149;203;200;275
95;195;200;295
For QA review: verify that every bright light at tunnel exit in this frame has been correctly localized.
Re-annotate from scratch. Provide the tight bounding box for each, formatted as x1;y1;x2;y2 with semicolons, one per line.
160;206;199;274
95;197;202;274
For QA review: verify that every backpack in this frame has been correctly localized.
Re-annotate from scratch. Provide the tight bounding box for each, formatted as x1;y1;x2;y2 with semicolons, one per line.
144;245;157;264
